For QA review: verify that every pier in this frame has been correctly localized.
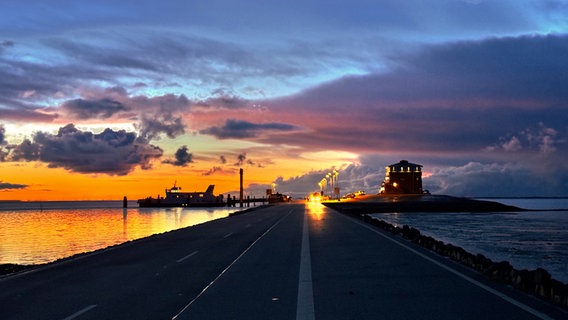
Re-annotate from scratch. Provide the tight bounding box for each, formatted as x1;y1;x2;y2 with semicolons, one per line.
226;194;268;207
0;203;565;319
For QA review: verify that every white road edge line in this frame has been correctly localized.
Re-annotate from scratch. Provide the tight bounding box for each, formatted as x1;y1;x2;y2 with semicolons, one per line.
171;209;294;320
223;232;233;238
177;250;199;263
62;304;97;320
344;213;554;320
296;209;316;320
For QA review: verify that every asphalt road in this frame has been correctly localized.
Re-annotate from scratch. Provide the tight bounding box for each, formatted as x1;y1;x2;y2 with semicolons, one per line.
1;203;565;319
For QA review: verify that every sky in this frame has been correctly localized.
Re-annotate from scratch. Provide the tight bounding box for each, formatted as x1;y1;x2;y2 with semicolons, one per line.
1;0;568;200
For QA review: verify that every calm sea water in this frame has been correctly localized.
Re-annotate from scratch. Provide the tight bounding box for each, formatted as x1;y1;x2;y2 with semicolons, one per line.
370;198;568;284
0;201;242;266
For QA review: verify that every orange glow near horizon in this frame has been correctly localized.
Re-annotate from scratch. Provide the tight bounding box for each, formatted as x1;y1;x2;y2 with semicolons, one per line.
0;152;348;201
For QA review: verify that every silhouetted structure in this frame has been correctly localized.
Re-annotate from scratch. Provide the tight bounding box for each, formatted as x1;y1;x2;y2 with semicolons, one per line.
240;168;244;207
137;183;225;207
266;187;291;203
380;160;423;194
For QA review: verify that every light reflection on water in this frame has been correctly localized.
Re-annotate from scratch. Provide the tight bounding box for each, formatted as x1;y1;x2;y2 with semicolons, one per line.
0;204;241;265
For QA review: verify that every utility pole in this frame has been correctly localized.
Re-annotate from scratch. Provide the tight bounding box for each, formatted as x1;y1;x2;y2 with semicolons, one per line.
239;168;244;207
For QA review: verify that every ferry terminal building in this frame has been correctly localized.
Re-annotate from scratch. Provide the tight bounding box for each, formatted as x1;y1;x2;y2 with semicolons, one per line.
380;160;424;195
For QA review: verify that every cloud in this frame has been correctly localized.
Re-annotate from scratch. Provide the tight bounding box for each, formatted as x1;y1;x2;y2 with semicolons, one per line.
0;181;27;190
243;152;568;198
202;166;224;176
423;162;560;197
0;124;5;145
500;136;522;152
486;122;563;154
0;125;7;161
8;124;163;175
243;162;383;198
235;153;247;166
163;145;193;167
0;40;14;55
0;105;59;123
137;112;186;141
219;155;227;164
61;98;129;119
196;90;250;109
261;34;568;157
200;119;299;139
1;40;14;47
1;3;568;198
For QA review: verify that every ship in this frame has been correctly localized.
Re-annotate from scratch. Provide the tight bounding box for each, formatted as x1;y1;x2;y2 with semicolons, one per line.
137;183;226;207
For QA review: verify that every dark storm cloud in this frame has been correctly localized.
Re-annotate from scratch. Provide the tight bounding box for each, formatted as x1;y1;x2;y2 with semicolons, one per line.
279;34;568;106
200;119;299;139
411;34;568;101
265;34;568;154
0;181;27;190
61;98;129;119
163;145;193;167
9;124;163;175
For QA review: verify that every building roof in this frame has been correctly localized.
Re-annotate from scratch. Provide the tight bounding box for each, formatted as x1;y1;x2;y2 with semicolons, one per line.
387;160;422;169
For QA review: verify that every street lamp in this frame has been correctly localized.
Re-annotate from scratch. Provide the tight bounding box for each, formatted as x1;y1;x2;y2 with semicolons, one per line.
332;169;339;199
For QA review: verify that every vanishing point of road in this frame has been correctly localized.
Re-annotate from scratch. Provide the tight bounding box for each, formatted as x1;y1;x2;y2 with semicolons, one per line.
1;203;566;319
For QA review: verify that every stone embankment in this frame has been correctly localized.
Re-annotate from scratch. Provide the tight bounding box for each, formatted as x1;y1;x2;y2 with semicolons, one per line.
0;264;35;276
361;214;568;311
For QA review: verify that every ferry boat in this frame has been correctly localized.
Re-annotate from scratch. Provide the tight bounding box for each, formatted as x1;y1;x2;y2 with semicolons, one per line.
137;183;225;207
